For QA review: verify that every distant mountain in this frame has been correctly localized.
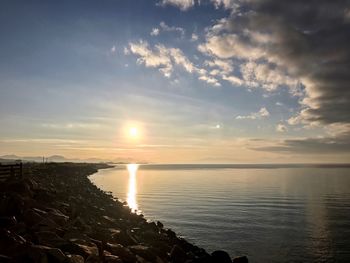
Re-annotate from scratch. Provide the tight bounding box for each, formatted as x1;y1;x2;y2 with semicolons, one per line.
0;154;81;163
0;154;141;164
1;155;22;160
1;155;44;162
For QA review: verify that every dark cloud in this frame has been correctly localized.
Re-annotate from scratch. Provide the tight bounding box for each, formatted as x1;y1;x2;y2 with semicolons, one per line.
252;136;350;154
224;0;350;125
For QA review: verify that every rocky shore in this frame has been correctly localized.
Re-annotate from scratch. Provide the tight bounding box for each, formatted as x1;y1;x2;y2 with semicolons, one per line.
0;163;248;263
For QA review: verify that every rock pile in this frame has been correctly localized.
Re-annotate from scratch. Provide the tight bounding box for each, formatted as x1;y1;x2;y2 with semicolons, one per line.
0;163;248;263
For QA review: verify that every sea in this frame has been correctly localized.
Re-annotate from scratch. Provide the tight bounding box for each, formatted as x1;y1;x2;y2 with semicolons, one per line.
89;164;350;263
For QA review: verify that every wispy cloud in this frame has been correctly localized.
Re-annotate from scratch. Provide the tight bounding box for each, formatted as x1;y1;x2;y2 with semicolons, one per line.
159;21;185;36
191;33;199;41
276;123;288;133
126;40;220;86
150;28;160;36
158;0;197;11
236;107;270;120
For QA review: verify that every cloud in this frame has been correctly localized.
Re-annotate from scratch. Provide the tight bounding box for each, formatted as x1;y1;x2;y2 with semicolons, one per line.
240;61;300;92
158;0;196;10
123;47;130;55
222;75;243;86
191;33;199;41
168;48;196;73
198;34;265;60
253;136;350;154
196;0;350;148
211;0;238;10
203;58;246;86
204;58;233;75
150;28;160;36
216;1;350;127
159;21;185;36
198;32;300;93
128;40;173;77
127;40;220;86
276;123;288;133
110;45;116;53
287;115;302;125
236;107;270;120
198;75;221;87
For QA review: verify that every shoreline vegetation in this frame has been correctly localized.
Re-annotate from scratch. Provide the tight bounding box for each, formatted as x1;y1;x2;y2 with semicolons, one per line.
0;162;248;263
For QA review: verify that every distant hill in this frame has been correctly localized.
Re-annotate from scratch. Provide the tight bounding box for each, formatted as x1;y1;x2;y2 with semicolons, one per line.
0;154;141;164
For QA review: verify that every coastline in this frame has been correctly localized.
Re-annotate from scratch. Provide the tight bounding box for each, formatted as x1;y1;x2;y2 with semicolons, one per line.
0;163;247;263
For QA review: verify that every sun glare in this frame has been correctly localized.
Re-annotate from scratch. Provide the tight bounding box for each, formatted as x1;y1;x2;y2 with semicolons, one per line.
129;127;138;138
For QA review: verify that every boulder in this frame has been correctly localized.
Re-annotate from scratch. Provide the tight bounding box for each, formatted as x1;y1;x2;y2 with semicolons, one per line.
46;247;67;263
104;254;123;263
34;217;60;232
47;208;69;226
90;228;136;246
106;243;136;263
85;254;103;263
170;245;187;263
61;239;99;259
166;229;177;239
0;216;17;228
35;231;67;247
129;245;158;262
156;221;164;229
0;229;26;255
66;254;85;263
63;231;89;242
0;255;12;263
0;193;25;217
5;180;33;197
211;250;232;263
25;245;67;263
232;256;249;263
23;209;45;227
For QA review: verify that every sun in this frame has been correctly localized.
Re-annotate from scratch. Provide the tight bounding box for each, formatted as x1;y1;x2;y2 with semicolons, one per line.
123;122;143;141
129;127;139;138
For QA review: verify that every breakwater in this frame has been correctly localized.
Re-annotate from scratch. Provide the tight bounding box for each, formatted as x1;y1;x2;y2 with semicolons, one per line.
0;163;247;263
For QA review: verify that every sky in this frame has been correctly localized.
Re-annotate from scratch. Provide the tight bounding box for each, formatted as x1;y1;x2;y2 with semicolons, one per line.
1;0;350;163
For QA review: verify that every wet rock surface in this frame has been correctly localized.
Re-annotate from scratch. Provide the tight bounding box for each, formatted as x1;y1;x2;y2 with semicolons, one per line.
0;163;248;262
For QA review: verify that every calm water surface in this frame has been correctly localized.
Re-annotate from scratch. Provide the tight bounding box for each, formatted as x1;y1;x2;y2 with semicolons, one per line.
89;164;350;263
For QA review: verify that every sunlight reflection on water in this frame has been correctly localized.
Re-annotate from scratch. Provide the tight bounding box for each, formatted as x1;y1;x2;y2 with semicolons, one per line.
127;164;138;213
